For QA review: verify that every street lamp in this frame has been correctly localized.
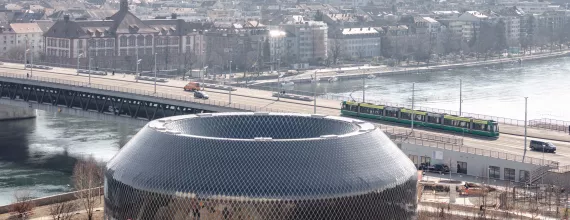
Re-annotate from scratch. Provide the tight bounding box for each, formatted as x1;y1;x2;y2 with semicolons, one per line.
77;53;83;75
313;70;317;114
523;97;528;162
228;60;232;80
154;53;157;94
136;59;141;82
88;57;92;85
24;36;28;70
30;48;33;77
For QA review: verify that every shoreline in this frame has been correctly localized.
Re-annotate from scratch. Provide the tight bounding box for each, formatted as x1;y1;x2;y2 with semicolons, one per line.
249;50;570;86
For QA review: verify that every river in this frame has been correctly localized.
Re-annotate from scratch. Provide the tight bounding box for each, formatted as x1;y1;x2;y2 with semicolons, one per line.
292;56;570;121
0;56;569;205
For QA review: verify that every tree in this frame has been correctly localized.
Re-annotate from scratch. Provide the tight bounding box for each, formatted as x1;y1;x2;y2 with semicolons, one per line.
49;200;77;220
494;19;508;55
10;190;35;219
381;37;394;58
181;51;197;80
5;45;26;62
73;156;103;220
328;35;343;66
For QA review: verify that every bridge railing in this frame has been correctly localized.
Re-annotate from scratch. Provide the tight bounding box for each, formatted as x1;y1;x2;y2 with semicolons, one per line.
393;134;559;168
0;72;291;113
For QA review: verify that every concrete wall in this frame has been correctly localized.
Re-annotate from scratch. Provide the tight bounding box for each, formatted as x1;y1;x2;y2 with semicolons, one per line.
401;142;541;183
0;104;35;121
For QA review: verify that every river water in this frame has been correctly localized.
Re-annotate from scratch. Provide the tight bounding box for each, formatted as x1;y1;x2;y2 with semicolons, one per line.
0;57;569;205
292;56;570;121
0;111;139;205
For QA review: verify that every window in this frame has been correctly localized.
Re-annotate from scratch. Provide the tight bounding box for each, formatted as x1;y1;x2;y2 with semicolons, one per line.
120;36;127;46
137;35;144;46
519;170;529;183
128;35;135;46
408;155;419;168
145;35;153;45
78;40;83;48
457;161;467;174
385;109;398;118
489;166;500;179
420;156;431;167
504;168;515;181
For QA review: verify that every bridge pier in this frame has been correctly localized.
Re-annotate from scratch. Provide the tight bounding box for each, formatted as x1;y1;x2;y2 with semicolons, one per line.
0;104;35;121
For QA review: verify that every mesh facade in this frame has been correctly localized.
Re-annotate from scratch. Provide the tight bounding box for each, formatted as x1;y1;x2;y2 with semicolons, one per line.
104;113;418;220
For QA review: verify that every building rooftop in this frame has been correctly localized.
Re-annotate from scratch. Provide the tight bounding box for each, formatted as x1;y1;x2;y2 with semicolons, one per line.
10;23;42;34
342;27;378;35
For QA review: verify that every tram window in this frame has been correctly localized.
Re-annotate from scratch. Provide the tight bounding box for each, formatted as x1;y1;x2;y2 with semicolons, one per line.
473;123;485;131
427;116;441;124
400;112;412;120
414;114;424;121
494;125;499;132
444;119;454;126
385;110;398;118
459;121;470;128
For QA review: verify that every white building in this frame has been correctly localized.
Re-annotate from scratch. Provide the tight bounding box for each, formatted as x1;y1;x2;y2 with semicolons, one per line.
334;27;381;59
267;29;287;67
0;26;16;56
11;23;44;56
499;1;553;14
280;16;328;63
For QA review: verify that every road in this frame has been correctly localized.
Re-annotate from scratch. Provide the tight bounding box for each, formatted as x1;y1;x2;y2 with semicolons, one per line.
1;61;570;165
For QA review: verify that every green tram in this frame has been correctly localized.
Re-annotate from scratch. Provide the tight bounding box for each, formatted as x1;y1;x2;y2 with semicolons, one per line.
341;101;499;137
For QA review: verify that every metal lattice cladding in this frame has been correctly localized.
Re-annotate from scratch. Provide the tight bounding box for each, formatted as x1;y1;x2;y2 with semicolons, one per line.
104;113;418;220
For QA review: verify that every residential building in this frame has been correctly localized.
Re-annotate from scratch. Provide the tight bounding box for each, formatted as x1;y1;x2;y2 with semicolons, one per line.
280;16;328;63
495;7;524;46
10;23;44;58
0;26;16;57
267;29;287;67
499;1;553;14
43;0;210;73
330;27;381;59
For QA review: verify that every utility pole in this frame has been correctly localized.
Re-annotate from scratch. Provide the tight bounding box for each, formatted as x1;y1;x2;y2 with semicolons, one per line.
459;79;462;116
30;48;33;77
154;53;157;94
361;68;366;102
76;53;83;75
523;97;528;162
24;36;27;69
313;70;317;114
411;82;415;134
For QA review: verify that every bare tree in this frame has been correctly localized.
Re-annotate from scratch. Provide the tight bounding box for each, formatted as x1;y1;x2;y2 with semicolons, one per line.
73;156;104;220
49;200;77;220
10;190;35;219
328;34;343;66
181;51;197;80
4;45;27;61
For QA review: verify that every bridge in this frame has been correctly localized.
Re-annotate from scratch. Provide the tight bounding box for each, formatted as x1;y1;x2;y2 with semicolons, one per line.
0;61;569;167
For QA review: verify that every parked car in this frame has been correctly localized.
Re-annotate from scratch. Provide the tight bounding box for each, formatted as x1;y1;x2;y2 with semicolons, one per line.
194;91;209;99
529;140;556;153
419;164;450;174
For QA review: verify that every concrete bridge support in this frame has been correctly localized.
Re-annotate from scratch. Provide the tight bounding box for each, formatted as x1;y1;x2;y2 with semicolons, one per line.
0;104;35;121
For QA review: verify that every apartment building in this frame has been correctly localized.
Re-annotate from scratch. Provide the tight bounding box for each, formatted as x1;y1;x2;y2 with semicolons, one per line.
279;16;328;63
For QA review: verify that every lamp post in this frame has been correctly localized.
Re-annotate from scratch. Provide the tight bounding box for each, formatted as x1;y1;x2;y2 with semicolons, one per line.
88;57;92;85
228;60;232;80
136;59;141;82
77;53;83;75
411;82;415;134
154;53;157;94
313;70;317;114
361;68;366;102
30;48;33;77
523;97;528;162
277;58;281;101
459;79;463;116
24;36;28;69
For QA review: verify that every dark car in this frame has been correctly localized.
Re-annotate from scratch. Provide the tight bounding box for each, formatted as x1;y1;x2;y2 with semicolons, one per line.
419;164;450;174
194;91;209;99
530;140;556;153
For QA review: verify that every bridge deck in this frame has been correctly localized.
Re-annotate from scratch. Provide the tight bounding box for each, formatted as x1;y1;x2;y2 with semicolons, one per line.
0;62;567;144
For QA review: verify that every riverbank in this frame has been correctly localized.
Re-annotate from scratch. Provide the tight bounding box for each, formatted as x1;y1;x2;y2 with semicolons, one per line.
246;50;570;86
0;105;35;121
